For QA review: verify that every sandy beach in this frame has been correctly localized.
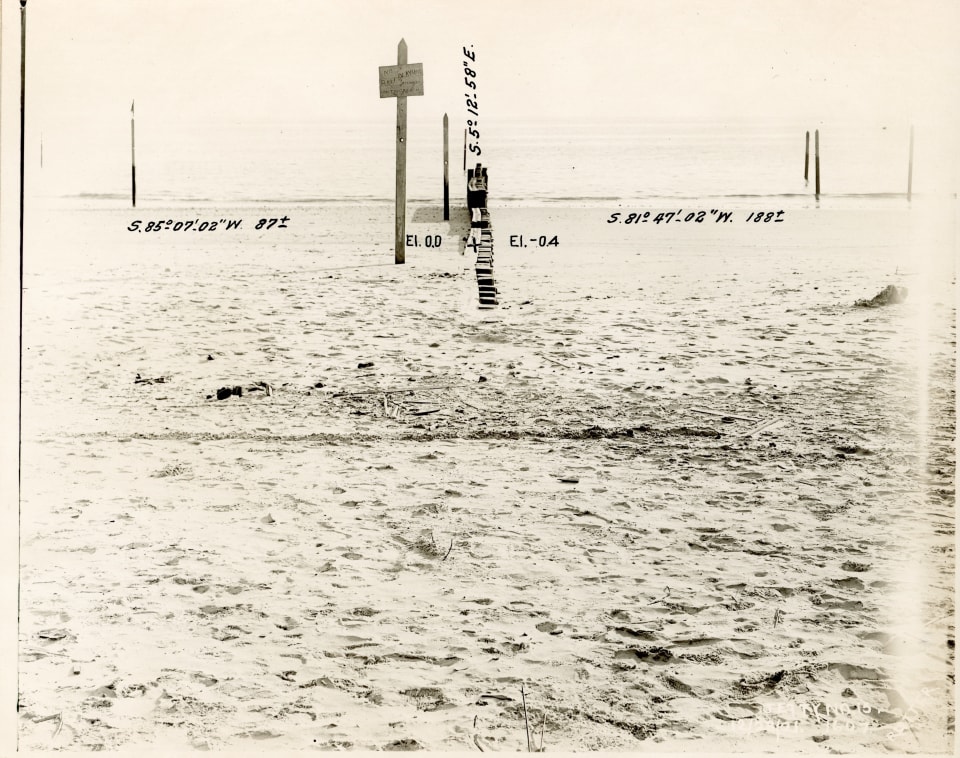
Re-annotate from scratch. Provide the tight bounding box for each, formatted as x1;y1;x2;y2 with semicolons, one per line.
16;199;955;753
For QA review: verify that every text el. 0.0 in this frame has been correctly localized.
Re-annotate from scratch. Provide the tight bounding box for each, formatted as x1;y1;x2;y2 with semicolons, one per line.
406;234;442;248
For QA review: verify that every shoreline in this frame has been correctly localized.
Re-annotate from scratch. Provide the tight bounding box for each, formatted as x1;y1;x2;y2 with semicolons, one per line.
26;192;954;213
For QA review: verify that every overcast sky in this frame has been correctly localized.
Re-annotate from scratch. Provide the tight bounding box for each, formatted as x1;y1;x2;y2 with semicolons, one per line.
12;0;959;132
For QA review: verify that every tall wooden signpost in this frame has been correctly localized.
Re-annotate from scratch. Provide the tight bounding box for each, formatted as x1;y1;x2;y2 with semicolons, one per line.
379;39;423;264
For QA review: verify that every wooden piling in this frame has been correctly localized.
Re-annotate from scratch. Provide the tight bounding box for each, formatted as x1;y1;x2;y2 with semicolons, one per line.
131;100;136;208
907;125;914;202
443;113;449;221
463;128;467;172
814;129;820;198
804;130;809;182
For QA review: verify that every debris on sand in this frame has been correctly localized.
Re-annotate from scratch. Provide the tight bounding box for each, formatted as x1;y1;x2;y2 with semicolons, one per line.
855;285;908;307
211;382;273;401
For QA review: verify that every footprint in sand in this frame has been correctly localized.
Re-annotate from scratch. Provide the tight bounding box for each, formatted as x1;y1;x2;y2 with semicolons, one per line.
615;646;674;663
534;621;564;635
828;662;887;680
401;687;448;711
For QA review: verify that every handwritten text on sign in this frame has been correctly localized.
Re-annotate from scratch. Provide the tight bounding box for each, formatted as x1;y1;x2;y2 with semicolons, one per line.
379;63;424;98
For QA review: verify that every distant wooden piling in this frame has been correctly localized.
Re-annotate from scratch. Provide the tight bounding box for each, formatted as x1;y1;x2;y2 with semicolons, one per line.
804;131;809;182
443;113;449;221
131;100;136;207
907;125;914;202
463;129;467;172
814;129;820;198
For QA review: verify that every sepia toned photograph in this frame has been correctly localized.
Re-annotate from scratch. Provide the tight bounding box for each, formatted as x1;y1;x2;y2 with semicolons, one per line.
1;0;956;754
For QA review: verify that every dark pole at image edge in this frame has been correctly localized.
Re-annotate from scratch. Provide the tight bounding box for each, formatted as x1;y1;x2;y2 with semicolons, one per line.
18;0;28;698
19;0;27;283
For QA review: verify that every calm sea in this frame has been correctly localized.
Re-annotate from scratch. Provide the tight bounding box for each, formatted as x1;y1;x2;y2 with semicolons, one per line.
31;119;941;208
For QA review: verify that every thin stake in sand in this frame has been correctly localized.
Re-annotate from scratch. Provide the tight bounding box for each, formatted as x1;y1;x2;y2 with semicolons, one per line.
521;685;533;752
538;353;574;370
647;587;671;606
735;417;783;438
690;407;757;423
332;382;467;397
518;686;546;751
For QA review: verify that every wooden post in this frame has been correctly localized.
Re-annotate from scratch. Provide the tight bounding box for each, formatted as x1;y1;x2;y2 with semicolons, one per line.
443;113;449;221
463;129;466;172
131;100;136;207
394;40;408;264
804;130;809;182
378;40;422;263
907;125;914;202
814;129;820;198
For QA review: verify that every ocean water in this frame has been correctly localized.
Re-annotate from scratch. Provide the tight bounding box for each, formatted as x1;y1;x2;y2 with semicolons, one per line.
30;119;947;209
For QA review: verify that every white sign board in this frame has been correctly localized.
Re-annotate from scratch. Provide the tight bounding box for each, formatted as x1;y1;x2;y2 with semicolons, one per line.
378;63;424;98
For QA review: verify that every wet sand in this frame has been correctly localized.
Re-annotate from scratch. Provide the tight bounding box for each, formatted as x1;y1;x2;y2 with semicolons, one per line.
16;201;955;752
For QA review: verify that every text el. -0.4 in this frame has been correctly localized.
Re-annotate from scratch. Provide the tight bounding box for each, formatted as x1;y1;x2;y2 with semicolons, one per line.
509;235;559;248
